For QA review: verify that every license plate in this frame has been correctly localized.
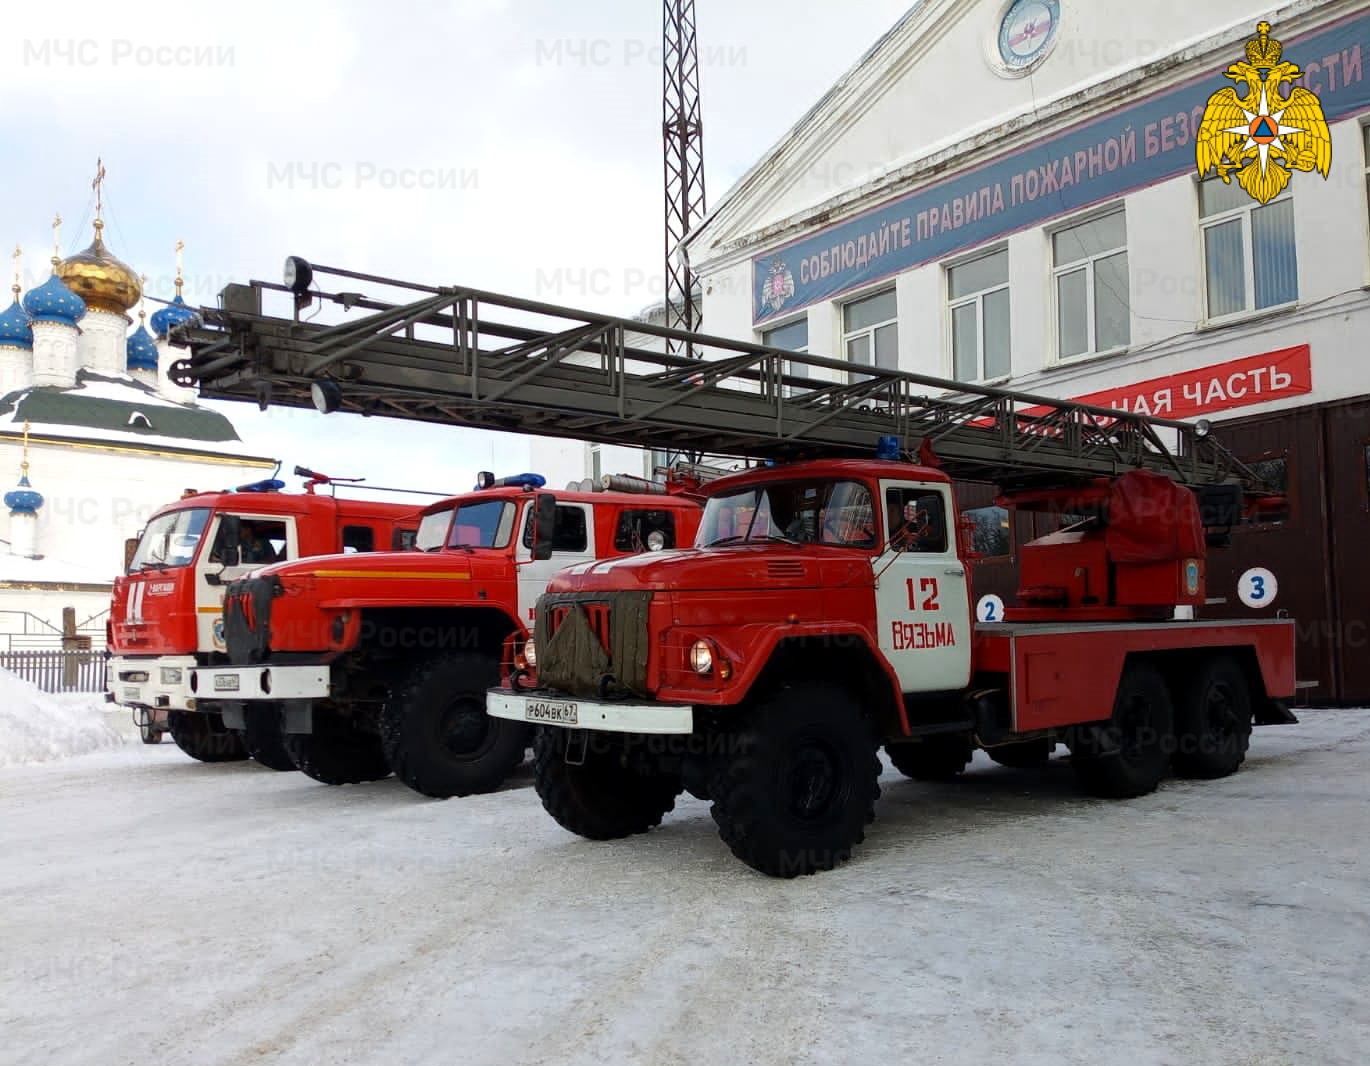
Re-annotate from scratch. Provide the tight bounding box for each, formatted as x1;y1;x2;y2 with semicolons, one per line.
213;674;240;693
525;699;578;725
122;687;140;702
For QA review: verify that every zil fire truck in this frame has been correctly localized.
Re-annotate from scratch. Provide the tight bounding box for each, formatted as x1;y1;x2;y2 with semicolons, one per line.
192;473;702;797
109;467;420;766
170;260;1296;875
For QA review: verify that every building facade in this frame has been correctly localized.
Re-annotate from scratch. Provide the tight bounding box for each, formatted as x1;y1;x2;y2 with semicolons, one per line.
685;0;1370;701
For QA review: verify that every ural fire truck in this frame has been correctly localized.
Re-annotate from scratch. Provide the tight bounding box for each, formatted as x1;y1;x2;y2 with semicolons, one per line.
169;260;1297;876
192;474;701;796
109;468;419;765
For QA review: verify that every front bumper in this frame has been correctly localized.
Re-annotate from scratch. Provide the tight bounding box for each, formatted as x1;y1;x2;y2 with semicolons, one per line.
108;656;197;714
191;664;331;702
486;689;693;735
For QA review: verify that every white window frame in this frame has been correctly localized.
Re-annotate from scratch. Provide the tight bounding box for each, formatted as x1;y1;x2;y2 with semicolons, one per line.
1197;180;1297;324
762;315;811;398
841;287;898;381
945;246;1010;383
1050;207;1130;361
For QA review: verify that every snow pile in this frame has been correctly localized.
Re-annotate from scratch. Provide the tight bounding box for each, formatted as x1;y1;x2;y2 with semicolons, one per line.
0;669;128;767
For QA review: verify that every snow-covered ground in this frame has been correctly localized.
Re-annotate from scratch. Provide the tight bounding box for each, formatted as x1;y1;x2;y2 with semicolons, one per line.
0;669;130;767
2;711;1368;1066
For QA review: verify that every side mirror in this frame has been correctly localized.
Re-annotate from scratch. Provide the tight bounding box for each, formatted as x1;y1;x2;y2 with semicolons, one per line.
217;515;242;567
123;536;140;571
531;494;558;561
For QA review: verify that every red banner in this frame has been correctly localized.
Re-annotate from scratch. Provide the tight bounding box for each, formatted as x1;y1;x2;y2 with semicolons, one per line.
1060;345;1312;419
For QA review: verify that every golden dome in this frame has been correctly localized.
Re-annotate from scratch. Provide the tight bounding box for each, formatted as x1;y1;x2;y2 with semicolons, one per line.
56;220;141;315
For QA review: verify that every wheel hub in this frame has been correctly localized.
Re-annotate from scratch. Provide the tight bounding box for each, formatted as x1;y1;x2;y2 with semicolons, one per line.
786;739;842;820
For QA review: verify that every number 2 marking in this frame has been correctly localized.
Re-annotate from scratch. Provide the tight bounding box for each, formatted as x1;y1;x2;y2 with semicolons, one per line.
905;576;940;611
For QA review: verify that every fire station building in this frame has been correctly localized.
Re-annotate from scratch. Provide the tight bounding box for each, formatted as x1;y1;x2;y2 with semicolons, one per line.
685;0;1370;702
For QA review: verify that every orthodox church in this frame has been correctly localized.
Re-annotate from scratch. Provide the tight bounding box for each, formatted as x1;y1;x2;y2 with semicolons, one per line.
0;182;274;650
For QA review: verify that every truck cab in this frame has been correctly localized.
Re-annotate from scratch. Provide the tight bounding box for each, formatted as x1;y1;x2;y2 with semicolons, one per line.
193;475;702;796
108;478;418;762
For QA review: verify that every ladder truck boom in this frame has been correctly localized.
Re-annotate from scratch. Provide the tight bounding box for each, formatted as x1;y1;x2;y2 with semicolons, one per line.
169;261;1268;499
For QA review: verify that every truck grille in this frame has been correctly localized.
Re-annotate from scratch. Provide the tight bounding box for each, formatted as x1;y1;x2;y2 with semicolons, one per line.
536;591;653;698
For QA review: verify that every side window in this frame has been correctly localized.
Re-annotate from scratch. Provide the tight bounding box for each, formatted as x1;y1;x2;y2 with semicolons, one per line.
213;519;288;564
885;488;948;553
614;509;677;552
392;528;418;551
960;504;1010;557
522;504;589;552
342;525;375;554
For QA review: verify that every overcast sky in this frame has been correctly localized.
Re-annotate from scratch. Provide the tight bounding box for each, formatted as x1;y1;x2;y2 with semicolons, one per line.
1;0;912;495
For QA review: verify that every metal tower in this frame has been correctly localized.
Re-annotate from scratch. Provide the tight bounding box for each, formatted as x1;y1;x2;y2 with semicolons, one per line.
662;0;706;344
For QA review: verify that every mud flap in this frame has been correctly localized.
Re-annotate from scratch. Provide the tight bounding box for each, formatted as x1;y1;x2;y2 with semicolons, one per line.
219;701;246;730
1255;699;1299;726
282;700;314;734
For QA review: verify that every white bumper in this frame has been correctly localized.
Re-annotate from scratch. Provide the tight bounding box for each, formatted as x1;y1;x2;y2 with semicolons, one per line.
487;689;693;735
108;656;197;713
191;664;331;702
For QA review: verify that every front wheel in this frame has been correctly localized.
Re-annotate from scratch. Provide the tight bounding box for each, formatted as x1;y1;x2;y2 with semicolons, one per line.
533;728;681;840
381;652;531;798
167;711;248;763
284;712;391;785
710;683;880;878
243;704;297;772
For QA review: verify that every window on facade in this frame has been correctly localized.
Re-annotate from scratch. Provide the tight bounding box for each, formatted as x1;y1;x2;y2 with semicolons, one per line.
763;317;811;395
1053;210;1130;358
960;504;1010;557
948;249;1010;382
1200;179;1297;319
842;289;898;374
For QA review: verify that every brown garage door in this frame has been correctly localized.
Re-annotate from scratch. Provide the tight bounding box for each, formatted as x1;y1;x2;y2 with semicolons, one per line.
1325;399;1370;702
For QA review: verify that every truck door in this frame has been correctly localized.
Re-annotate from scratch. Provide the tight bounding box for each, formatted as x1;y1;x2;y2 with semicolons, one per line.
195;513;299;654
874;481;973;693
515;501;595;630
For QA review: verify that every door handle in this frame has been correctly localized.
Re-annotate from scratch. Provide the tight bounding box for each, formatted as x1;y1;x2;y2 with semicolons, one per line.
944;567;965;576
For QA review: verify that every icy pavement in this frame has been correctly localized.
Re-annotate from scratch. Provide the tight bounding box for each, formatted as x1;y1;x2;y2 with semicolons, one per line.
2;711;1368;1066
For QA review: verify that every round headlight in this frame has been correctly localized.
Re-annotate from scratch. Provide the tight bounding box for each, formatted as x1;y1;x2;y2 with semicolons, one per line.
311;379;343;414
689;639;713;675
647;530;667;551
522;637;537;669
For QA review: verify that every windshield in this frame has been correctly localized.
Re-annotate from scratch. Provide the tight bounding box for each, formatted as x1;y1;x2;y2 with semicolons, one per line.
697;479;876;549
128;508;211;571
415;499;516;551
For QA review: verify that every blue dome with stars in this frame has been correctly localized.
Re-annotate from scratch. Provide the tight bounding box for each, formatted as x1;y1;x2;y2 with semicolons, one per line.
5;475;44;515
0;299;32;350
22;274;86;326
126;323;159;371
149;294;197;338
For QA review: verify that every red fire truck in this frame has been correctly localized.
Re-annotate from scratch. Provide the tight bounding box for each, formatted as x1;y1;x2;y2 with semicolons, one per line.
108;468;419;766
192;474;702;797
167;261;1297;876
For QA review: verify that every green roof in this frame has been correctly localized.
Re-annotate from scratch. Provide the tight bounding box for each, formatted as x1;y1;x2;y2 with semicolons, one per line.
5;389;240;443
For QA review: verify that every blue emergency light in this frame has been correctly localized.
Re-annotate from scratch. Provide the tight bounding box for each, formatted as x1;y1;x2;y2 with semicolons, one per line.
475;472;547;490
876;436;901;462
234;479;286;493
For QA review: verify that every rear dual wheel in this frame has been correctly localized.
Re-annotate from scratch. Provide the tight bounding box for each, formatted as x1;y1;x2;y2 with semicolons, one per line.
1071;663;1173;799
1172;656;1252;779
284;712;391;785
243;704;297;772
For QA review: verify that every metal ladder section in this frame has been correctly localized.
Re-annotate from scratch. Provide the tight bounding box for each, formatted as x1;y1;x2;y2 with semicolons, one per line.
171;262;1252;491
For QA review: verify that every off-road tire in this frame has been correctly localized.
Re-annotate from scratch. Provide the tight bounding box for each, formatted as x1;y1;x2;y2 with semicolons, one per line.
885;734;973;781
381;652;530;798
710;683;881;878
243;704;297;772
167;710;248;763
986;738;1054;769
1172;656;1252;779
533;728;681;839
1071;661;1174;798
284;713;391;785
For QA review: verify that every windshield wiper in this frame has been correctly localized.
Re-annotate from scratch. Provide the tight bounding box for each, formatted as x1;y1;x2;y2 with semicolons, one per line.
138;561;171;571
706;534;802;548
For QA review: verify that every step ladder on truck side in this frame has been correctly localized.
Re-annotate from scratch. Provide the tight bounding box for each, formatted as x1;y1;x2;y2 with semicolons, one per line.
171;259;1298;876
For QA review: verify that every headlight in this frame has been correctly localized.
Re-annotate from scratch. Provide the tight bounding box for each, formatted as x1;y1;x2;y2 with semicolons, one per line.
160;667;183;685
689;640;713;675
522;637;537;669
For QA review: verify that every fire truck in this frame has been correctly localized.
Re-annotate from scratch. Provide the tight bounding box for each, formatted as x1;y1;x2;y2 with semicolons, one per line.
192;475;701;796
109;468;420;766
171;260;1297;876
